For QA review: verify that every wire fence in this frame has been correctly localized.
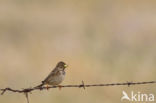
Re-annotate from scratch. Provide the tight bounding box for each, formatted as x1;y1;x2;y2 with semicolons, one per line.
1;80;156;103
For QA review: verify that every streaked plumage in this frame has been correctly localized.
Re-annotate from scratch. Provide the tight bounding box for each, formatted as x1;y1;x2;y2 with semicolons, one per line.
36;61;67;88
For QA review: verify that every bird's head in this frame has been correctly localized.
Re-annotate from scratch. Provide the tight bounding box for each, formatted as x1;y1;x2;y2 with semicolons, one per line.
56;61;68;71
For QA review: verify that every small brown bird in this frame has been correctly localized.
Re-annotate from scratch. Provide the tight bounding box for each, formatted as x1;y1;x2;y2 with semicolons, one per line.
35;61;68;89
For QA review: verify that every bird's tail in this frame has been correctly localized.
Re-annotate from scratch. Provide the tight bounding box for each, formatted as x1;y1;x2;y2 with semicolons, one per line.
34;81;44;89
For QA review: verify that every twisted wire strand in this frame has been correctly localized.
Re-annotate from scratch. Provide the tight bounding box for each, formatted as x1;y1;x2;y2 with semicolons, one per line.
1;81;156;95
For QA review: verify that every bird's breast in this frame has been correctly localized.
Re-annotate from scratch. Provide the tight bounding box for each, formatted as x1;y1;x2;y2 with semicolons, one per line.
48;71;65;85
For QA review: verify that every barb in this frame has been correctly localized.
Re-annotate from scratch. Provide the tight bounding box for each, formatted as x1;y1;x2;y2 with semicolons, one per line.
24;92;29;103
79;80;85;89
1;81;156;95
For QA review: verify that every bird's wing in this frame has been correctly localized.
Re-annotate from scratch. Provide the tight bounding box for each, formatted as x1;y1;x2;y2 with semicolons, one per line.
42;68;57;84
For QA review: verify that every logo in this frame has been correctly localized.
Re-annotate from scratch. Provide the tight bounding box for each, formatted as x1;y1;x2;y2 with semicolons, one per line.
121;91;154;102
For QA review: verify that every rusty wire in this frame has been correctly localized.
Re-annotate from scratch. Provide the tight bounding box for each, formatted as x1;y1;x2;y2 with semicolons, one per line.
1;80;156;103
1;80;156;95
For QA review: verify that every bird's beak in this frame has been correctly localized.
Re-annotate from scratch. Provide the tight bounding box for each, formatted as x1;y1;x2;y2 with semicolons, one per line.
64;64;68;68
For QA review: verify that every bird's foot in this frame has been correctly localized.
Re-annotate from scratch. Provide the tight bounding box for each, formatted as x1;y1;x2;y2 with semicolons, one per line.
58;85;62;90
46;84;50;90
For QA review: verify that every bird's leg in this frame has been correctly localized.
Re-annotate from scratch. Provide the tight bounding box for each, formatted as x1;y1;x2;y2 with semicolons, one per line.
58;85;62;90
45;84;50;90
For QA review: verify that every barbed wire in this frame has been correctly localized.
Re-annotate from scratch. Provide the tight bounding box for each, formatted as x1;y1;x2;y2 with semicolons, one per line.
1;80;156;103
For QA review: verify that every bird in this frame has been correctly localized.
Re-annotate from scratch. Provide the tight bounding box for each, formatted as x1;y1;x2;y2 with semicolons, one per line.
35;61;68;89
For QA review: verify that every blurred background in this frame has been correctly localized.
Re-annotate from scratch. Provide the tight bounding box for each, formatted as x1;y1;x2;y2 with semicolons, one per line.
0;0;156;103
